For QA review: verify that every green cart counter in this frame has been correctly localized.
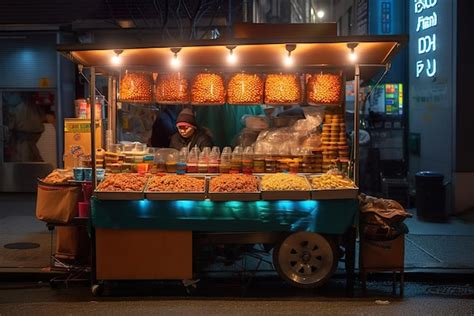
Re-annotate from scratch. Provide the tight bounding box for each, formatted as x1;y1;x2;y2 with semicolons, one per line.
91;197;358;234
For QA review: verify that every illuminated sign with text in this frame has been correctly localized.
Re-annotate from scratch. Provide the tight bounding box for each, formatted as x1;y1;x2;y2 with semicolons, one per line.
414;0;438;78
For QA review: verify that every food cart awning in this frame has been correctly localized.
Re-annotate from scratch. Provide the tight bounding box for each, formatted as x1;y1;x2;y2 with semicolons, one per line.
57;35;407;81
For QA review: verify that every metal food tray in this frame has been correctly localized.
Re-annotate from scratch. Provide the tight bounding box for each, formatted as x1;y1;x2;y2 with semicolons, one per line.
307;175;358;200
261;176;312;200
94;191;144;200
311;188;359;200
144;176;207;201
208;175;261;201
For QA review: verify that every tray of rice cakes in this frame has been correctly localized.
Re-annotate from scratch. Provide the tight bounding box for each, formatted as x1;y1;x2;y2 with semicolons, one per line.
308;173;358;200
145;174;207;200
95;173;147;200
208;174;260;201
260;173;311;200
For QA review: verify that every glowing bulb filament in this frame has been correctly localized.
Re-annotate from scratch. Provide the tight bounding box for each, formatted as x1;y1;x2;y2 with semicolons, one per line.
349;49;357;62
171;53;181;68
112;54;121;65
284;53;293;67
227;51;237;64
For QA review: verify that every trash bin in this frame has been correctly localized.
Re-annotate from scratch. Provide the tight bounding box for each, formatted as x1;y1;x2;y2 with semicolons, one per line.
415;171;446;220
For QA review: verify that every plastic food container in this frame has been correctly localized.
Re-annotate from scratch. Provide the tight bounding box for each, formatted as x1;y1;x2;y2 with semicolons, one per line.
119;71;154;104
191;73;226;105
306;73;343;105
264;73;302;105
227;73;263;105
155;72;189;104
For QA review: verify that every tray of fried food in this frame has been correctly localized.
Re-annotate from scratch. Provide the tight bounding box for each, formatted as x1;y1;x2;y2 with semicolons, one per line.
308;173;358;200
261;173;311;200
95;173;148;200
145;174;207;200
208;174;260;201
39;169;75;186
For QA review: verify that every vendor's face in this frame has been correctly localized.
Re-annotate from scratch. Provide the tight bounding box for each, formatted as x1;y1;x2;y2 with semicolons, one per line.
178;125;195;138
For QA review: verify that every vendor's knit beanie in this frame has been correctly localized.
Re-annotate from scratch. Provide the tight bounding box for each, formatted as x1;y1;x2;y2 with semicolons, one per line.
176;108;196;126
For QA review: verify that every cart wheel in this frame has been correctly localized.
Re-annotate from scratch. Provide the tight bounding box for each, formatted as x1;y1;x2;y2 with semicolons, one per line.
91;284;103;296
273;232;337;288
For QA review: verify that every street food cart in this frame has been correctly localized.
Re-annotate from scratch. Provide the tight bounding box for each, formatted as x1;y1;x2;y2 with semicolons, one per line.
58;34;406;295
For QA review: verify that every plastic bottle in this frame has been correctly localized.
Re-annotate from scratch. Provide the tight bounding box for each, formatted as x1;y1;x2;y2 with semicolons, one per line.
208;146;221;173
187;146;200;173
198;149;209;173
176;148;188;175
230;146;243;174
242;146;254;175
219;147;232;173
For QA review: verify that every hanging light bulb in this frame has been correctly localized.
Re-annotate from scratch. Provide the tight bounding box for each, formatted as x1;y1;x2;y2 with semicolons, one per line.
284;53;293;67
111;49;123;65
226;45;237;64
347;43;358;62
284;44;296;67
317;10;325;19
170;47;182;69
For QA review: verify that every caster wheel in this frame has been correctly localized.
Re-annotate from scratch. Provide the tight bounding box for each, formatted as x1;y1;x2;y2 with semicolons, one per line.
91;284;103;296
273;232;337;288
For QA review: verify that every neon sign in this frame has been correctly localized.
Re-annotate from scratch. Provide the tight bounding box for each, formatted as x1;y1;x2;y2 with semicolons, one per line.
414;0;438;78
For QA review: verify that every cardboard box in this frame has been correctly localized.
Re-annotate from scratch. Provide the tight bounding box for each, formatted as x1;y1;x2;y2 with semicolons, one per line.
360;234;405;269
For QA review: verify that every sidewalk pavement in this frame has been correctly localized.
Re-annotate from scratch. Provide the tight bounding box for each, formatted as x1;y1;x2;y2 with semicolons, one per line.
1;193;473;275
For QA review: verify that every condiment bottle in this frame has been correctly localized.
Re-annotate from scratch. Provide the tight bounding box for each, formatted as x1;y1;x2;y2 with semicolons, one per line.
230;146;243;174
208;146;220;173
265;153;276;173
187;146;199;173
242;146;254;175
253;153;265;173
219;147;232;173
198;150;209;173
176;148;188;175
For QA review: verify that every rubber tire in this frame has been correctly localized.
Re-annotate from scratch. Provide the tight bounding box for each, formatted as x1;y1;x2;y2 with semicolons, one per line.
273;232;338;289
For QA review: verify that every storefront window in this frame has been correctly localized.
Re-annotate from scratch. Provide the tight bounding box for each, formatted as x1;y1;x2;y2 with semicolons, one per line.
1;91;56;165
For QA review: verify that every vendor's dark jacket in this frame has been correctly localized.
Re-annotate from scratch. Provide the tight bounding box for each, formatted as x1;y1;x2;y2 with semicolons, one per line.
169;128;213;150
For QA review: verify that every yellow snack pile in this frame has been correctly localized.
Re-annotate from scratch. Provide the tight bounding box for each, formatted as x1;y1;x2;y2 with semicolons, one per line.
311;174;356;189
261;173;310;191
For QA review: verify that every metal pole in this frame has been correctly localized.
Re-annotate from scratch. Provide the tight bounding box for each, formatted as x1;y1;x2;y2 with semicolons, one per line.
90;67;97;189
353;64;360;186
111;77;117;144
107;76;113;131
106;76;113;151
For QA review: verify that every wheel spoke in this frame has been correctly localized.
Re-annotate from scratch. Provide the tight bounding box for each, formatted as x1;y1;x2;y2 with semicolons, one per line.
294;262;305;273
311;256;323;268
289;252;299;261
303;264;312;275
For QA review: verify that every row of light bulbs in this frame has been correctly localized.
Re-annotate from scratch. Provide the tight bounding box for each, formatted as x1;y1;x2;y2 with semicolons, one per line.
111;43;358;68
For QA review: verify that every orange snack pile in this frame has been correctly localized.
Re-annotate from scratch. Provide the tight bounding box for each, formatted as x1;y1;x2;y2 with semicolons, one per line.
227;73;263;104
191;73;225;104
264;74;301;104
147;175;205;192
307;73;342;105
155;73;189;103
119;72;154;103
42;170;73;184
96;173;147;191
209;174;258;193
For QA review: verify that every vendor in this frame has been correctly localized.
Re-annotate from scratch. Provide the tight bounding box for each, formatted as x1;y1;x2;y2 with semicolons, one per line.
169;108;213;150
